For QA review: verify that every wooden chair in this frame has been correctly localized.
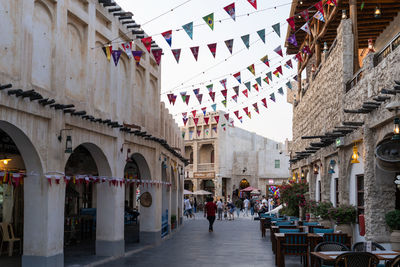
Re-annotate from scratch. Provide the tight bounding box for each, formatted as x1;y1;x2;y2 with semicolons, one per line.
386;254;400;267
308;225;326;233
260;217;271;237
352;242;385;252
334;252;379;267
0;222;21;256
324;233;351;249
281;233;309;267
314;241;350;267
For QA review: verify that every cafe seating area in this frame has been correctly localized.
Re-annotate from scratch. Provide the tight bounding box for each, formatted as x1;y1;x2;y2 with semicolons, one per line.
258;213;400;267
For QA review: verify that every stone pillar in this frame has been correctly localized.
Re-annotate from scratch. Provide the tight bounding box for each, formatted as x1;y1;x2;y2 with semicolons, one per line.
338;148;350;205
349;0;359;73
193;144;198;172
96;183;125;257
139;184;161;244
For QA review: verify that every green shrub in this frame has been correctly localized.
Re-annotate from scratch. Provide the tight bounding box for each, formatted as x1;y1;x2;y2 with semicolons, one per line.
171;214;177;224
385;210;400;230
328;205;357;224
315;201;333;220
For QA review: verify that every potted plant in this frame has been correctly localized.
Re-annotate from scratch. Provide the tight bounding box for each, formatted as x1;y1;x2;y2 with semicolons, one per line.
305;199;318;222
329;204;357;237
315;201;334;228
171;214;177;230
385;210;400;250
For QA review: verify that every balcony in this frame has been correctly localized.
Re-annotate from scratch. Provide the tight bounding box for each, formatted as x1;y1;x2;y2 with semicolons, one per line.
197;163;215;172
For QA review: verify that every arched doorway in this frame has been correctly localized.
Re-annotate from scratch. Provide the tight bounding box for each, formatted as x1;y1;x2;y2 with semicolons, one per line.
0;121;43;265
161;160;170;237
170;166;178;230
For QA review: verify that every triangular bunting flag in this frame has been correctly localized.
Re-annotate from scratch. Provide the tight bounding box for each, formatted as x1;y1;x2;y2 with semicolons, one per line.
253;103;259;114
272;23;281;37
234;110;239;118
212;127;217;133
171;48;181;63
141;37;152;52
253;84;259;92
233;72;241;83
190;46;199;61
241;34;250;49
206;84;213;92
276;66;283;75
300;9;310;21
244;82;251;91
247;64;256;75
161;30;172;47
222;123;226;131
247;0;257;9
221;89;228;99
261;98;267;108
260;55;270;67
132;51;143;66
182;22;193;39
295;52;303;62
151;49;162;65
211;103;217;111
224;39;234;54
278;87;284;95
285;60;293;69
274;45;283;57
255;77;262;86
121;42;133;58
182;131;185;138
185;95;190;105
233;86;239;95
270;93;275;102
239;116;243;123
313;11;325;23
224;114;230;121
257;29;265;43
266;71;272;81
209;91;216;102
303;45;312;55
192;110;197;117
182;112;188;118
243;107;249;115
196;94;203;104
273;70;280;78
183;118;188;126
220;78;227;89
203;13;214;30
105;45;112;61
180;91;187;103
314;1;324;16
301;22;311;35
293;75;298;81
287;17;295;31
263;76;270;85
286;81;292;90
224;3;236;21
111;50;122;66
242;89;248;98
193;117;199;126
193;88;200;95
232;95;238;102
214;115;219;124
246;112;251;119
221;100;227;107
288;34;298;47
197;130;201;137
205;129;209;135
207;43;217;58
204;117;209;125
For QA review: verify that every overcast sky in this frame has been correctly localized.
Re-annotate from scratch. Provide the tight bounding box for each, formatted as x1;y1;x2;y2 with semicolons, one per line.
116;0;294;142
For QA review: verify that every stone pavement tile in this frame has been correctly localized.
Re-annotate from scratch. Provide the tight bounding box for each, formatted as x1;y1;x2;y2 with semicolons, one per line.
99;215;303;267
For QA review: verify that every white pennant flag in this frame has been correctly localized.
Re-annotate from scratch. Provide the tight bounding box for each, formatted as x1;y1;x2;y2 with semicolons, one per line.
313;11;325;23
122;42;133;59
300;22;311;35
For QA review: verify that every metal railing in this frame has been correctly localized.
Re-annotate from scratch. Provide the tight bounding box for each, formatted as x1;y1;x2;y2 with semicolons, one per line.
197;163;215;172
374;32;400;66
345;68;364;93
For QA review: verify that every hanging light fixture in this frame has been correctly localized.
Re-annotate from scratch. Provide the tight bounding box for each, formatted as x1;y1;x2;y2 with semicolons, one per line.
368;39;376;53
65;135;73;154
342;10;347;19
1;158;12;165
328;160;336;174
313;164;319;174
351;144;360;164
393;118;400;140
374;6;381;18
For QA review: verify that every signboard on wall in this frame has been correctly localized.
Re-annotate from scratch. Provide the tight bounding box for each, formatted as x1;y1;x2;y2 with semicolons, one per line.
193;172;215;179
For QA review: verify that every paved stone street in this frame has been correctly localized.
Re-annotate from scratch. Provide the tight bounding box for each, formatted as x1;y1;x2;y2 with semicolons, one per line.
100;213;301;267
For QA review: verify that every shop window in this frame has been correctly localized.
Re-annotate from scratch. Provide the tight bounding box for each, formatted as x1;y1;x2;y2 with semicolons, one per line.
210;150;214;163
357;174;364;216
275;160;280;168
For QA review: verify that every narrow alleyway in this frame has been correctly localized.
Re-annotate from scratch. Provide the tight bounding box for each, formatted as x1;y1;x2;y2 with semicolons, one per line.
100;214;301;267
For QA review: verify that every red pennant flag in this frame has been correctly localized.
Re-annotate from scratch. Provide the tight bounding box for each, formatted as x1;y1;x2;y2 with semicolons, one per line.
183;117;188;126
204;117;209;125
242;89;248;98
190;46;199;61
193;117;199;126
220;78;227;89
247;0;257;9
286;17;295;31
201;107;207;115
221;89;228;98
296;52;303;62
214;115;219;124
276;66;283;75
314;1;324;16
300;10;310;21
209;91;215;102
171;49;181;63
253;84;259;92
207;43;217;58
224;3;236;21
233;72;241;83
261;98;267;108
243;107;249;115
327;0;337;6
197;130;201;137
234;110;239;119
196;94;203;104
151;49;162;65
224;114;229;121
141;37;152;52
192;110;197;117
253;103;259;114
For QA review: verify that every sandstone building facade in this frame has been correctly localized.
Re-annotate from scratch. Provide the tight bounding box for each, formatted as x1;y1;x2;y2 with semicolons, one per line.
0;0;185;266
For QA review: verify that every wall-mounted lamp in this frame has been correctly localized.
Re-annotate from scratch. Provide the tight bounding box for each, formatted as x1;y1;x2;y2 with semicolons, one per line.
313;164;319;174
368;39;375;53
58;129;73;153
328;160;336;174
1;158;12;165
301;170;305;179
393;118;400;140
351;144;360;164
374;6;381;19
395;175;400;189
342;10;347;19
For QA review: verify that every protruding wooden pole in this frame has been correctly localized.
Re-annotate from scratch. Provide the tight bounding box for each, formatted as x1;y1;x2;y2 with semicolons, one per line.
350;0;359;73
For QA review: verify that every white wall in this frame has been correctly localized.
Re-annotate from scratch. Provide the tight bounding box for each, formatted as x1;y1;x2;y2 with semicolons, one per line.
349;157;366;243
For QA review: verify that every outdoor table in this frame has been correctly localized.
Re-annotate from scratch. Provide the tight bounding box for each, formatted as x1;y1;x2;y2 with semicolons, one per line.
310;251;400;267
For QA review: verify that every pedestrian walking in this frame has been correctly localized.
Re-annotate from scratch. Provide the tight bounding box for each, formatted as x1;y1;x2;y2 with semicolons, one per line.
194;198;197;213
223;203;228;220
184;196;193;219
234;198;242;218
216;199;224;220
204;197;217;232
250;198;255;216
227;201;235;220
243;198;250;216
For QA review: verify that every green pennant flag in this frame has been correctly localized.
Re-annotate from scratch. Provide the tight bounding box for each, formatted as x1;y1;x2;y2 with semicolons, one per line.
255;77;262;86
182;22;193;39
203;13;214;30
278;87;284;95
221;99;227;107
241;34;250;49
257;29;265;43
245;81;251;91
286;81;292;90
266;71;272;81
272;23;280;37
361;1;365;10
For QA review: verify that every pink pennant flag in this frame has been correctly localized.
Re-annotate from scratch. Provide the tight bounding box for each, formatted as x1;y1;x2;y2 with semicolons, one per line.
207;43;217;58
276;66;283;75
286;17;295;31
161;30;172;46
209;91;215;102
190;46;199;61
242;89;248;98
220;78;227;89
193;117;199;126
261;98;267;108
224;114;230;121
204;117;209;125
171;49;181;63
214;115;219;124
247;0;257;10
151;49;162;65
274;45;283;57
192;110;197;117
196;94;203;104
224;3;236;21
141;37;152;52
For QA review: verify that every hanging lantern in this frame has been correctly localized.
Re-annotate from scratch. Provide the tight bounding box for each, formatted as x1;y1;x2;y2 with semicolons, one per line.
342;10;347;19
351;144;360;164
374;6;381;18
301;170;305;179
65;136;73;154
313;164;319;174
368;39;375;53
323;42;328;53
328;160;336;174
393;118;400;140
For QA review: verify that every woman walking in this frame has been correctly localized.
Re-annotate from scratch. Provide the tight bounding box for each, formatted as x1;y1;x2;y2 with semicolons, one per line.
204;197;217;232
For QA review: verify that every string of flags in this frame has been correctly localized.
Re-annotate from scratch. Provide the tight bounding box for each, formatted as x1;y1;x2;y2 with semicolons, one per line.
0;172;25;187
